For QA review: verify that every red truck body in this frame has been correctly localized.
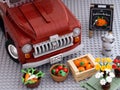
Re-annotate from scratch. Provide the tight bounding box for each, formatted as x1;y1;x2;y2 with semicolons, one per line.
0;0;81;68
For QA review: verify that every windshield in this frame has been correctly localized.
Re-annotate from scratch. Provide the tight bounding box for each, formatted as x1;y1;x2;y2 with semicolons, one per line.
9;0;20;3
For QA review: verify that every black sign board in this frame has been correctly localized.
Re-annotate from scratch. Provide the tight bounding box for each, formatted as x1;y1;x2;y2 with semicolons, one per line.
89;4;114;31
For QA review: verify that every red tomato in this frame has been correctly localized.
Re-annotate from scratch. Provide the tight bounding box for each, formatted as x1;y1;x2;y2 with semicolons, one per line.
63;67;68;73
112;64;117;69
57;65;63;70
113;59;119;63
55;68;59;74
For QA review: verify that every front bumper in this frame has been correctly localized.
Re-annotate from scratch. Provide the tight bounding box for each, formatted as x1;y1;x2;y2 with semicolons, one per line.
22;44;83;68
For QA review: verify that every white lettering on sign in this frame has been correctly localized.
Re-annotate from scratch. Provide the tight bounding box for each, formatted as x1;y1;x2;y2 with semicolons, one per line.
98;5;106;8
93;13;110;16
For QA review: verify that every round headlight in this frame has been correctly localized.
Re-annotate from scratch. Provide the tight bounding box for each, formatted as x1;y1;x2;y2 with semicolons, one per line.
73;28;81;37
22;44;32;53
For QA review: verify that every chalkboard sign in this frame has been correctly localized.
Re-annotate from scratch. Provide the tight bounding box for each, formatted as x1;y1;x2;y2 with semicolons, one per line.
89;4;114;38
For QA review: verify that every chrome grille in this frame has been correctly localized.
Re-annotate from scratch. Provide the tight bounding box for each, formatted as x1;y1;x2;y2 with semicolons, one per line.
33;33;73;58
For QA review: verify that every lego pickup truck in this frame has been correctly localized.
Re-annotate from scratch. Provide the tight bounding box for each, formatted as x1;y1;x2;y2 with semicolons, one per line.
0;0;81;68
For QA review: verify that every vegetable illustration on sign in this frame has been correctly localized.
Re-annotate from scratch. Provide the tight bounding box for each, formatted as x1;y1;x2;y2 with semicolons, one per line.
94;17;108;27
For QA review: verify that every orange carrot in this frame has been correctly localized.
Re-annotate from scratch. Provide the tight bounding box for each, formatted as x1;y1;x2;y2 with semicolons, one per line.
31;78;38;83
25;73;30;82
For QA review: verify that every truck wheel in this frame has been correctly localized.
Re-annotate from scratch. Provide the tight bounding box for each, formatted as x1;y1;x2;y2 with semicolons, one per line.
0;16;5;34
5;40;19;63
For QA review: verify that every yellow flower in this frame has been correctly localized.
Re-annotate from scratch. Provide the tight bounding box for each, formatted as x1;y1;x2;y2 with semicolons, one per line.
95;64;101;70
95;57;100;63
106;64;112;70
106;58;112;63
101;58;106;63
101;65;106;71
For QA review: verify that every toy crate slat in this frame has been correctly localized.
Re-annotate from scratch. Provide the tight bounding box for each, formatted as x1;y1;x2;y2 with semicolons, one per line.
67;58;79;73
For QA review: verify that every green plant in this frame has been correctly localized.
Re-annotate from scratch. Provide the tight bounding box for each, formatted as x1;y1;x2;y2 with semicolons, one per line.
21;68;45;85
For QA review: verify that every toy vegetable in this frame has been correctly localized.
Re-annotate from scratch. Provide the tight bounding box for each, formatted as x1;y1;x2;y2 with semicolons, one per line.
50;64;69;82
21;68;45;88
74;57;93;72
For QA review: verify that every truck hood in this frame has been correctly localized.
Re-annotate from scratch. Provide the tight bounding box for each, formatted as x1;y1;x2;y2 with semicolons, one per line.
8;0;69;40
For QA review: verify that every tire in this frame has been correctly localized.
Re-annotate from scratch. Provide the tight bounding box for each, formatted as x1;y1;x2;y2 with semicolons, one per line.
0;16;5;34
5;40;19;63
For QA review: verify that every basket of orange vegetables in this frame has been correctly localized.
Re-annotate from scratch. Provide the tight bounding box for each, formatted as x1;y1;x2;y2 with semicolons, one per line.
67;54;97;82
21;68;45;88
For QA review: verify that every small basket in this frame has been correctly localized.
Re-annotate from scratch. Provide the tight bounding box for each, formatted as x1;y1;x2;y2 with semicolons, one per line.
26;79;40;88
23;70;40;88
50;64;69;82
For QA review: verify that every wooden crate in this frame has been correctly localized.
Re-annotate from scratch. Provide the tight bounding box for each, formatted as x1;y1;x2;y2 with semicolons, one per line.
67;54;97;82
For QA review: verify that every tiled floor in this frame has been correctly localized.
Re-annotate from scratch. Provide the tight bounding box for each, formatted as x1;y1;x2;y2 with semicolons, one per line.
0;0;120;90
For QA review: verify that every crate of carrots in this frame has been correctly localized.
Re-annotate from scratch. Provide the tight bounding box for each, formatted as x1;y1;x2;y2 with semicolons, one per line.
67;54;97;82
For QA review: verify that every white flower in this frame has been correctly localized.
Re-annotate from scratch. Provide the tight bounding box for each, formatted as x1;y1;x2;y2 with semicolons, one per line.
109;72;115;78
95;72;103;78
105;69;111;74
100;72;104;77
100;78;106;85
106;76;112;83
